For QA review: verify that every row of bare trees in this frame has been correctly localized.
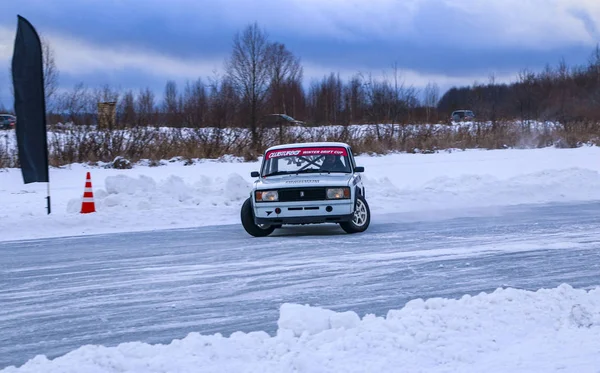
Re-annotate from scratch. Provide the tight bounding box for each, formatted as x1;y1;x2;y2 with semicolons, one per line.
24;22;444;153
4;22;600;157
44;69;439;128
438;47;600;125
3;117;587;169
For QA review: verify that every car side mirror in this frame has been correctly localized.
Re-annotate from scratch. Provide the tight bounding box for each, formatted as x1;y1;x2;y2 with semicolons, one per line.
251;171;260;177
354;166;364;172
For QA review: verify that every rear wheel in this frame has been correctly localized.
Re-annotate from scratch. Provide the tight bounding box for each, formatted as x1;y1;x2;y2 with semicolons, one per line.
240;197;275;237
340;195;370;234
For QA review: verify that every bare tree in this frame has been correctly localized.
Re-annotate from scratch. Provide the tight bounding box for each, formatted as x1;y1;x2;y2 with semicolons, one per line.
119;90;136;127
423;82;439;122
136;87;156;127
226;22;272;150
93;84;119;103
307;72;345;126
389;62;405;134
515;69;536;122
267;42;302;114
344;74;366;124
163;80;180;127
362;72;391;139
181;78;207;128
56;82;94;125
41;36;59;110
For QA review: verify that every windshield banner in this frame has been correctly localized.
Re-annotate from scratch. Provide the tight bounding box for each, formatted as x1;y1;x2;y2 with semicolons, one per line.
266;147;348;159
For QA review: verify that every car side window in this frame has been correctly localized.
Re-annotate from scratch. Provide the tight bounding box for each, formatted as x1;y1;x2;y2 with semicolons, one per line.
348;149;357;170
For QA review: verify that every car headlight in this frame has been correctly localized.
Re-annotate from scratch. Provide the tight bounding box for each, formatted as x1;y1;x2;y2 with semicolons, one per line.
256;190;278;202
326;187;350;199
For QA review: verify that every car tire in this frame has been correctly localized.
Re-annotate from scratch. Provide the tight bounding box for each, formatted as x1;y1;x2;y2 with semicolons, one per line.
340;195;370;234
240;197;275;237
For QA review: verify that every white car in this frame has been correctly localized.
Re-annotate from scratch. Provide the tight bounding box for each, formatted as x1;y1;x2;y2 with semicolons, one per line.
240;142;370;237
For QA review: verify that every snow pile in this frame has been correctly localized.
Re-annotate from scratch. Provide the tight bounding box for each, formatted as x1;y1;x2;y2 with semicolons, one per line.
363;167;600;214
66;173;251;213
3;284;600;372
64;164;600;228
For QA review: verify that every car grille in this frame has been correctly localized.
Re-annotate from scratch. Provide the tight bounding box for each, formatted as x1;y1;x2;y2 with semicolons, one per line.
278;187;327;202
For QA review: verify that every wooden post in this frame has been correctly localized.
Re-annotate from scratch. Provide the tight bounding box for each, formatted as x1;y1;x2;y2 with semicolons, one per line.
97;101;117;130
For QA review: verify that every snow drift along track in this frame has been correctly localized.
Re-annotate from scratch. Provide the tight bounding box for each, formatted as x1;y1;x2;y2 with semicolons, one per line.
3;286;600;372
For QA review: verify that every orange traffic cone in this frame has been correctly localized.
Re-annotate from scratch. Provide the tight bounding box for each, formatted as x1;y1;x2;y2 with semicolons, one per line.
80;172;96;214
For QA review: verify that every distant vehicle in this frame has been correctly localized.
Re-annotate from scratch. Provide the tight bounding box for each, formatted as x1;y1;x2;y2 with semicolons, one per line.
261;114;305;128
451;110;475;122
240;141;370;237
0;114;16;130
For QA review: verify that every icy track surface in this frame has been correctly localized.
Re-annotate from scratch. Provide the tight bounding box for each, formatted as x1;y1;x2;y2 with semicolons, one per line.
2;201;600;372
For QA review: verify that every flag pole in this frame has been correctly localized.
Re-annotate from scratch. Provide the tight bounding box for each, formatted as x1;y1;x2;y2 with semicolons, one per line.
47;182;51;214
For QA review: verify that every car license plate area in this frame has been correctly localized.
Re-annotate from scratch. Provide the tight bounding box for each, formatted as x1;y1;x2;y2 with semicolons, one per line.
278;187;326;202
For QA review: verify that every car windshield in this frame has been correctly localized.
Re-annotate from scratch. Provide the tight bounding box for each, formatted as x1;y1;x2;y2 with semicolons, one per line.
261;146;352;176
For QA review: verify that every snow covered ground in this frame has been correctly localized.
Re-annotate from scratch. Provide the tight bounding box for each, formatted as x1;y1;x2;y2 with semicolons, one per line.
2;145;600;242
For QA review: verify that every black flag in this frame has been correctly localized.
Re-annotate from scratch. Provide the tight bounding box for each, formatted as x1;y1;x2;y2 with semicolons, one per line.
11;15;49;184
11;15;51;214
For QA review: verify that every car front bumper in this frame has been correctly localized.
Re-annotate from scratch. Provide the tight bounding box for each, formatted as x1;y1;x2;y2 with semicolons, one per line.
254;199;354;225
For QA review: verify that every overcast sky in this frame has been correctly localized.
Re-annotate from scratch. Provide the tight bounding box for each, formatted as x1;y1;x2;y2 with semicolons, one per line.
1;0;600;108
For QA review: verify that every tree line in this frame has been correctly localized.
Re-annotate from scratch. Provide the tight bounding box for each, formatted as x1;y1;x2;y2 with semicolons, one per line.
4;22;600;150
4;20;600;167
438;47;600;125
14;23;444;135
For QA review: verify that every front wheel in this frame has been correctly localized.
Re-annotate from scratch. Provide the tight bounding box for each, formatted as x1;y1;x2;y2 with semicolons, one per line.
340;195;370;234
240;198;275;237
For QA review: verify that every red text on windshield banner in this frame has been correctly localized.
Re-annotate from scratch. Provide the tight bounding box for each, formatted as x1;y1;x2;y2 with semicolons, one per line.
266;147;348;159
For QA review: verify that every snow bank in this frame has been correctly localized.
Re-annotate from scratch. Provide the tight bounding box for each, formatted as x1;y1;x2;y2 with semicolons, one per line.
364;167;600;215
2;146;600;242
3;284;600;372
66;167;600;222
66;173;251;213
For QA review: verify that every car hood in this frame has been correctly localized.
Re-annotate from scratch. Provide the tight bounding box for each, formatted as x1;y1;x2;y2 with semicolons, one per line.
255;173;354;189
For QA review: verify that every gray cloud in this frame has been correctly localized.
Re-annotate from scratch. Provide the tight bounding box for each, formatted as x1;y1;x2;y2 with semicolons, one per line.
1;0;599;108
569;8;599;40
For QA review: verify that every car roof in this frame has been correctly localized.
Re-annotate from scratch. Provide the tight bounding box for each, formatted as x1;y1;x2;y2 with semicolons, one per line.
265;142;351;152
